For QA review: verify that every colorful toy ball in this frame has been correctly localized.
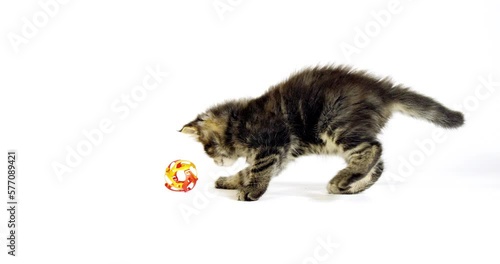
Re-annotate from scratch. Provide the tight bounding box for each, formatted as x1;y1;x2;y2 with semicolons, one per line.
165;160;198;192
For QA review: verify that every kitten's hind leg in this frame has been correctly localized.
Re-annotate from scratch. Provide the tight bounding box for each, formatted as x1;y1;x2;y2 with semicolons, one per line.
328;142;383;194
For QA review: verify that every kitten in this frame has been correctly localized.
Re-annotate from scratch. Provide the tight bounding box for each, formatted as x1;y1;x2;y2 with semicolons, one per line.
180;66;464;201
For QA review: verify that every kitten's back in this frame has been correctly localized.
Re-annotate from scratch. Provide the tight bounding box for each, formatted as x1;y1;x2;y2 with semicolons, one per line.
275;66;463;133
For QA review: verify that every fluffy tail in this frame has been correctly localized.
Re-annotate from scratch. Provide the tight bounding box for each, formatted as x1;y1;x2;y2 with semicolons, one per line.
389;87;464;128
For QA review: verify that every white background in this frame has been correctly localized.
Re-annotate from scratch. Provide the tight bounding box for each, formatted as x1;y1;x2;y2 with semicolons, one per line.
1;0;499;263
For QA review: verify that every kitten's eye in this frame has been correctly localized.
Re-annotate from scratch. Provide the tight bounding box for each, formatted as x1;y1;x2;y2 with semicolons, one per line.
205;148;214;156
204;141;216;156
204;141;214;150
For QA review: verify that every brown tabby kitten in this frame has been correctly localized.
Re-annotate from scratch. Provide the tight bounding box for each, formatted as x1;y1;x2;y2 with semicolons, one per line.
180;66;464;201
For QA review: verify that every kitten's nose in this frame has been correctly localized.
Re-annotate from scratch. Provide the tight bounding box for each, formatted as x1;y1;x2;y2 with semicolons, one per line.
214;159;223;166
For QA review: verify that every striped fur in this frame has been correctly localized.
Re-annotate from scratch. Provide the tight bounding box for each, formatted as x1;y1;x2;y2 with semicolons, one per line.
181;66;464;201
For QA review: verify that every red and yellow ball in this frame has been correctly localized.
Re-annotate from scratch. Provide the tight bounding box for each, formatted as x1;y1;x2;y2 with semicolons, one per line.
164;160;198;192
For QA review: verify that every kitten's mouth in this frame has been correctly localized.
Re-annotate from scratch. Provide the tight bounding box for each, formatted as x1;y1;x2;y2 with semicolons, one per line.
214;157;236;167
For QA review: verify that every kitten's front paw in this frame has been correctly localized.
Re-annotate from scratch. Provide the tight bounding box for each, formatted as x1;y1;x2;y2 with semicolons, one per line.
238;190;260;202
215;176;239;190
237;189;264;201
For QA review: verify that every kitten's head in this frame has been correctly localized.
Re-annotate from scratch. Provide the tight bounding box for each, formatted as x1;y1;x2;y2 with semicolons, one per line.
180;103;241;167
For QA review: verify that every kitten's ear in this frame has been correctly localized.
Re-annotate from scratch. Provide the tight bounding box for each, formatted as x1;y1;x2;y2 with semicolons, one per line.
179;118;201;135
179;124;198;135
180;114;208;135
